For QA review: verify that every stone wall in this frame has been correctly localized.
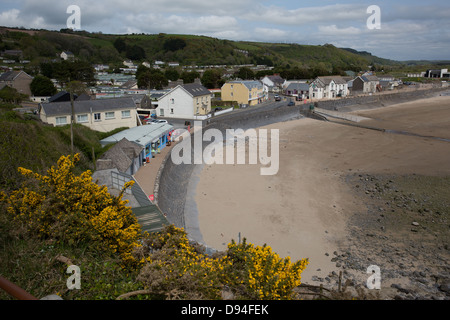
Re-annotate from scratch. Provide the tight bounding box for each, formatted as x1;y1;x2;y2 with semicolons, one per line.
316;87;446;112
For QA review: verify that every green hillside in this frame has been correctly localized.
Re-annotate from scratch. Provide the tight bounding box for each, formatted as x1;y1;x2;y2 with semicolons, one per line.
0;103;121;192
1;27;394;73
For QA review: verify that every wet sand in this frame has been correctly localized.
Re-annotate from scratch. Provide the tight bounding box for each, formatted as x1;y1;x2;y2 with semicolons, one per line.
193;95;450;283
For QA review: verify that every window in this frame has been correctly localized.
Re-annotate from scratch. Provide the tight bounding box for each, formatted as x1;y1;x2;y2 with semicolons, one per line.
170;108;174;114
170;98;175;104
121;110;131;118
76;114;88;123
105;112;115;119
55;116;67;125
160;109;164;116
94;113;101;121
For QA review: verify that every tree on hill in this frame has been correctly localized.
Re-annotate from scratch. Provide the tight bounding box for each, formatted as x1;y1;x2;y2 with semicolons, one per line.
235;67;255;80
0;86;27;103
51;60;96;87
30;75;57;96
137;68;168;90
113;38;127;53
180;70;200;84
201;69;223;89
163;38;187;52
126;45;146;61
164;67;180;82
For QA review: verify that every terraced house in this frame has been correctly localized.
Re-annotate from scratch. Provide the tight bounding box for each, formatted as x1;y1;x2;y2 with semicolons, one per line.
39;97;138;132
309;76;349;100
221;80;267;107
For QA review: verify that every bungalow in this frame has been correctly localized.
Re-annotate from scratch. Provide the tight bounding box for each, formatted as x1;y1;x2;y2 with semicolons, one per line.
39;97;138;132
157;83;212;119
221;80;267;106
309;76;348;100
0;70;33;96
352;75;380;94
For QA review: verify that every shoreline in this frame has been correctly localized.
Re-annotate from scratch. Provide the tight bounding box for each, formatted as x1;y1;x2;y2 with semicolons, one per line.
189;94;450;296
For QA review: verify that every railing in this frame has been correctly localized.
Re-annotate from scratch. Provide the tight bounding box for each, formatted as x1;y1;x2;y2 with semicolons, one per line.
0;276;38;300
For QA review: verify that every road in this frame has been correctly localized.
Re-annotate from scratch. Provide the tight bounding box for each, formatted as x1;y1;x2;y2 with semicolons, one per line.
158;94;296;129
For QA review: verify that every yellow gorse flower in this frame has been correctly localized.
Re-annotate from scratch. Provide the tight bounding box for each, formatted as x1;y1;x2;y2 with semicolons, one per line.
1;154;142;265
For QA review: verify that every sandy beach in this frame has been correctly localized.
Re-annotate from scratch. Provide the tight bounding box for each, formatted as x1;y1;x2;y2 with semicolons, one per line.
193;94;450;286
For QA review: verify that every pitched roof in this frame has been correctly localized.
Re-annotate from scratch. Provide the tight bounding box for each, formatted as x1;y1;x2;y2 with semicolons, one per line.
41;97;136;117
285;82;310;91
120;79;138;89
48;91;73;103
265;75;285;85
361;75;379;82
0;70;32;81
181;83;211;97
316;76;348;85
158;83;211;101
229;80;264;91
100;138;142;173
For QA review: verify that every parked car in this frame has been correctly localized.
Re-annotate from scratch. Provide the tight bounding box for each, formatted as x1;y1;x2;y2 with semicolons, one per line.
274;95;281;101
287;100;295;106
214;107;223;112
148;119;168;124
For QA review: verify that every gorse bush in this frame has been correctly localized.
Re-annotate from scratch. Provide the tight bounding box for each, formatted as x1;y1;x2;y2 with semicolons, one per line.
135;225;309;300
0;154;142;265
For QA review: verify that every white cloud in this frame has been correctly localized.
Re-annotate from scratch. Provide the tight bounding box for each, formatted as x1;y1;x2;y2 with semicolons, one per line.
244;4;367;26
318;25;362;36
253;27;287;41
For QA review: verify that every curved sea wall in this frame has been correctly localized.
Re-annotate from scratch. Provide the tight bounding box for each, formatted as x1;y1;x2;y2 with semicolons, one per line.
317;87;446;112
154;87;448;228
155;102;303;228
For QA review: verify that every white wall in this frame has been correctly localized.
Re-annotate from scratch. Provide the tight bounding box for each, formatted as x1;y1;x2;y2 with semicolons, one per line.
158;87;194;118
42;108;137;132
158;87;211;119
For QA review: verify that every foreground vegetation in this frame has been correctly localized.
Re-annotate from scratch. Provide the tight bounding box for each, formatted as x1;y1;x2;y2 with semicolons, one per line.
0;154;309;300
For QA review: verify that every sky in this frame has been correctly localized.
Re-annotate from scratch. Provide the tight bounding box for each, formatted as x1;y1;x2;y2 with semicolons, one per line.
0;0;449;61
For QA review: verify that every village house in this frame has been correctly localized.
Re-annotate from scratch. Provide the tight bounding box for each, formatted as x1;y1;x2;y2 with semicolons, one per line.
157;83;212;119
221;80;267;107
309;76;348;100
352;75;380;94
60;51;75;61
284;81;310;100
261;75;285;93
39;97;138;132
0;70;33;96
